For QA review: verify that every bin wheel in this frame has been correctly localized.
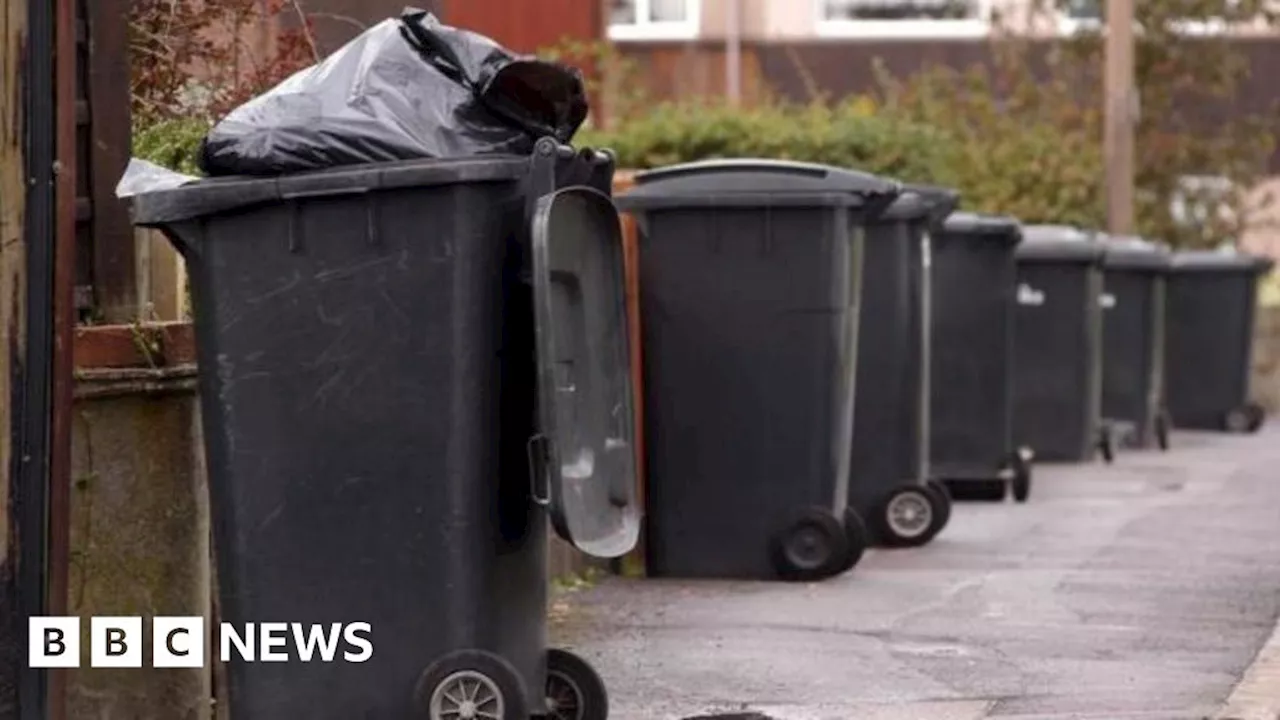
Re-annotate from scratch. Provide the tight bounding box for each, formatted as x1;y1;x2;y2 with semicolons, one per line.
876;486;944;548
834;507;869;575
924;479;953;530
414;649;529;720
545;648;608;720
1246;403;1266;433
1155;409;1171;451
1097;430;1115;464
1011;457;1032;504
769;507;850;582
1224;407;1253;434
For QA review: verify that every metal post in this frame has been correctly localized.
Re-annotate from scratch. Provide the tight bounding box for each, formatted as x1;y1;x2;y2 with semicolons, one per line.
1104;0;1136;235
725;0;742;106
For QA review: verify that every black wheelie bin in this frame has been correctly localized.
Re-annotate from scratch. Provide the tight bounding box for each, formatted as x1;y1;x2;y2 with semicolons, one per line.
615;159;901;582
929;212;1034;504
1100;236;1174;450
1012;225;1114;463
1165;248;1275;433
130;139;639;720
849;184;960;546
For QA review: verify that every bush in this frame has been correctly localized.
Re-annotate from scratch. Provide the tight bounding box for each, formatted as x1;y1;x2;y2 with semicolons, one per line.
132;118;212;176
578;99;954;186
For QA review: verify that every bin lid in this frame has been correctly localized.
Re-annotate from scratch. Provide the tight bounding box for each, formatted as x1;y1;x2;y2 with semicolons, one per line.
614;158;901;213
130;156;531;226
873;183;961;225
1015;224;1105;264
1100;235;1172;272
530;186;641;560
939;211;1023;244
1170;248;1276;274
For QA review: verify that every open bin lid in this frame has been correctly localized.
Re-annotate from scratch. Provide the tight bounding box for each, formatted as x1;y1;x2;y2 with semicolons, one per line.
1170;248;1276;275
1100;234;1172;272
1016;224;1105;264
614;158;901;216
530;186;640;559
939;211;1023;244
873;183;960;226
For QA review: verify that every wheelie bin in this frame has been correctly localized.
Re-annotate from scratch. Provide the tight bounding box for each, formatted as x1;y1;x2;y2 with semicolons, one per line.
849;184;960;546
1165;248;1275;433
615;159;901;582
1012;225;1114;463
130;139;639;720
1100;235;1174;450
928;212;1034;504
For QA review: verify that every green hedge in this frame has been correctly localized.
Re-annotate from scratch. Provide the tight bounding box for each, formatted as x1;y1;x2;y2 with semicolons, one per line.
131;98;1104;230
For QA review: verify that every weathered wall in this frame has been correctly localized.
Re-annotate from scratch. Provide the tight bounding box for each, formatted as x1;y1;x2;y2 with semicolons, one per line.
1251;302;1280;412
67;369;210;720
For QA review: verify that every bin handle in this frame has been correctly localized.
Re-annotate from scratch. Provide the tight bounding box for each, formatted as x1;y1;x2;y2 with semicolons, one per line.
280;186;372;201
527;434;551;507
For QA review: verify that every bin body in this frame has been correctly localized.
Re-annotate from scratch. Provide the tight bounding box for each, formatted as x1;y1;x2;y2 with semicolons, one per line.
617;159;899;579
848;187;958;538
1012;226;1106;462
1100;238;1171;447
929;213;1022;478
131;148;639;719
1165;250;1274;430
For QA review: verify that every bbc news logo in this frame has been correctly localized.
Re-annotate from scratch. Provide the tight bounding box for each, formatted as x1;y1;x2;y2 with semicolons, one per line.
29;617;374;668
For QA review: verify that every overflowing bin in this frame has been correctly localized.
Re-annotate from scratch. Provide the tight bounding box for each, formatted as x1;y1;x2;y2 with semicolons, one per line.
929;212;1033;503
848;184;960;546
1012;225;1113;463
616;159;900;581
131;140;639;720
1165;248;1275;433
1100;236;1173;450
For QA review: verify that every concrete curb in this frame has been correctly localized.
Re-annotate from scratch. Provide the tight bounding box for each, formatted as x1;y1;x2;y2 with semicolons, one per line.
1215;616;1280;720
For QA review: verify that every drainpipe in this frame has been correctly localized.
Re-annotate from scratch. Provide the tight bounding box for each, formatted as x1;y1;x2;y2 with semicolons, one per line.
726;0;742;106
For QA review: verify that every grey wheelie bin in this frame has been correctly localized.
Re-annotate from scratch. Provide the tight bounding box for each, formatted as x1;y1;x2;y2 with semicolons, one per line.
615;159;901;582
1165;248;1275;433
1012;225;1114;463
929;212;1034;504
1100;236;1174;450
130;139;639;720
849;184;960;546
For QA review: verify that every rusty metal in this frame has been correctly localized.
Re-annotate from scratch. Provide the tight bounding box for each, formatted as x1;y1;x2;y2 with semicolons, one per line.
49;0;79;715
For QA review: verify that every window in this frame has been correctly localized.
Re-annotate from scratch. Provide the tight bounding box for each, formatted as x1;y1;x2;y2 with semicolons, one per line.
1057;0;1265;36
608;0;700;40
816;0;991;38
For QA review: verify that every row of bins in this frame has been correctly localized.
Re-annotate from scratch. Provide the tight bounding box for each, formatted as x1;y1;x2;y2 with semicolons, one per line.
127;147;1275;720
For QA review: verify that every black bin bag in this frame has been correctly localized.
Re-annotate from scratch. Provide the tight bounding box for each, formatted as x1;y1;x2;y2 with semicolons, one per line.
199;8;589;176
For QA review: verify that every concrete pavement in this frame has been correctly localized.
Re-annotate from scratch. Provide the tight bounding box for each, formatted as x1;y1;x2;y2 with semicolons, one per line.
551;427;1280;720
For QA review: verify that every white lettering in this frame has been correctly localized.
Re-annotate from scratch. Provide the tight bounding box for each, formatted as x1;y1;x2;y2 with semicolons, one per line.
343;623;374;663
259;623;290;662
291;623;343;662
221;622;255;662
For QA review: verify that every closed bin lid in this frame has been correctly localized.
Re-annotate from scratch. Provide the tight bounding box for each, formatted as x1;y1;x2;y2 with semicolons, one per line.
129;156;532;226
614;158;901;214
530;186;641;560
1016;224;1105;264
1100;234;1172;272
873;183;961;225
939;211;1023;244
1170;247;1276;274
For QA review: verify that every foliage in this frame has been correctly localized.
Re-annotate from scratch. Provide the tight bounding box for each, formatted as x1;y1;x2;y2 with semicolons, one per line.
131;117;212;176
578;98;954;186
876;0;1277;246
129;0;318;125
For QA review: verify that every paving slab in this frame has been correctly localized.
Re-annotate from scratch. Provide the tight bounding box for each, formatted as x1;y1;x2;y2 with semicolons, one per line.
551;427;1280;720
